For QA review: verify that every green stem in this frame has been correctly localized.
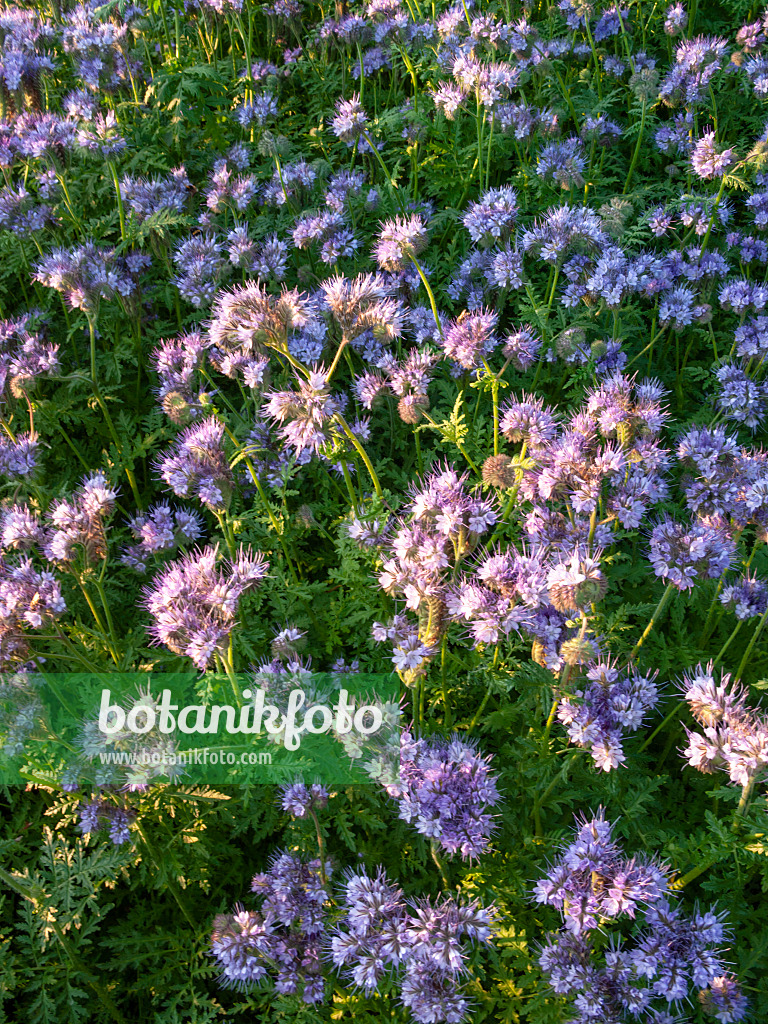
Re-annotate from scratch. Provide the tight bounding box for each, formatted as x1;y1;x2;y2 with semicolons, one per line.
245;458;300;585
440;636;452;728
675;778;756;889
106;160;126;242
430;839;451;888
54;170;83;234
467;681;493;735
92;576;119;663
414;427;423;475
87;317;143;509
630;583;675;660
485;113;495;191
360;129;406;211
309;807;328;884
553;66;578;126
219;645;243;705
334;414;384;499
77;580;118;661
714;620;743;665
699;580;725;646
409;254;443;337
733;605;768;684
543;696;560;747
339;458;360;514
326;334;350;382
622;98;647;195
638;699;684;754
699;173;729;257
475;94;484;191
215;510;238;560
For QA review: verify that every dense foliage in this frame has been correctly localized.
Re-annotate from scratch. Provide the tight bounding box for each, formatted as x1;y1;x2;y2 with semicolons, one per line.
0;0;768;1020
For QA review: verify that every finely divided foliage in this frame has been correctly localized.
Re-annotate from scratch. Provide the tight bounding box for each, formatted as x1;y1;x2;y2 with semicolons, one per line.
2;0;768;1020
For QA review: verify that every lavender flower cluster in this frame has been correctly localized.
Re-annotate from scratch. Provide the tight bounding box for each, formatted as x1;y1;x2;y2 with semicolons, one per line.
331;868;495;1023
382;730;500;859
211;851;330;1001
556;660;660;771
143;545;269;670
1;0;767;1015
681;663;768;788
212;854;496;1022
534;811;747;1021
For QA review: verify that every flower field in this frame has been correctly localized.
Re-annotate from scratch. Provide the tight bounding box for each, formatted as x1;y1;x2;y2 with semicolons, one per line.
1;0;768;1020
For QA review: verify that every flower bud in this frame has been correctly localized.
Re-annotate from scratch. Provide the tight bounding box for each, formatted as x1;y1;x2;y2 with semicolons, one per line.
162;391;195;426
482;454;517;489
560;636;598;666
398;393;429;424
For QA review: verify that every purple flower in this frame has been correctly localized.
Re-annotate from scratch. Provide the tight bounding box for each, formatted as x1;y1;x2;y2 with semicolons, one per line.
209;281;319;355
0;555;66;665
157;417;234;510
43;472;118;565
121;503;203;572
236;93;279;127
76;111;126;157
35;244;147;313
212;852;329;998
714;363;768;430
0;505;42;551
374;214;429;271
648;515;736;590
533;810;668;932
150;332;211;425
372;466;497;667
691;130;735;179
557;659;660;771
0;313;59;401
720;572;768;620
490;245;524;290
500;393;559;448
383;731;500;859
534;811;743;1020
0;432;38;480
173;234;227;309
462;187;518;246
263;367;345;456
547;550;607;613
330;866;495;1021
700;975;749;1022
536;138;586;189
431;81;469;119
331;93;369;142
78;798;136;847
659;35;729;107
501;326;541;371
144;544;269;671
204;159;259;213
322;273;405;342
655;110;695;155
680;663;768;786
659;285;708;328
664;2;687;35
522;205;608;263
121;167;191;222
441;308;498;369
279;781;329;817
